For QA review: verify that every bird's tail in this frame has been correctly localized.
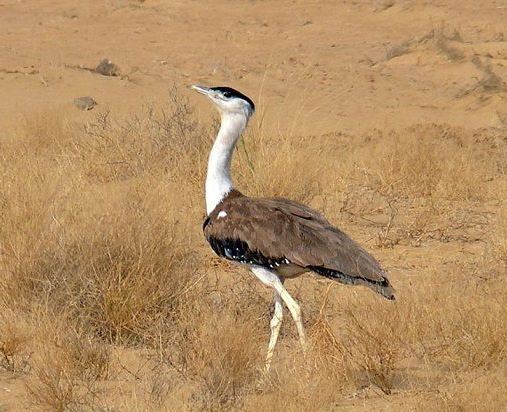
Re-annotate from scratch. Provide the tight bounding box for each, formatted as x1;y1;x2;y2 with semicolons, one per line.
309;266;396;300
368;277;396;300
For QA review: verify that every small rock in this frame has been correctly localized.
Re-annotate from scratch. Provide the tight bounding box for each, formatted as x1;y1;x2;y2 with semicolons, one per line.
492;32;504;42
374;0;395;12
73;96;97;111
95;58;120;76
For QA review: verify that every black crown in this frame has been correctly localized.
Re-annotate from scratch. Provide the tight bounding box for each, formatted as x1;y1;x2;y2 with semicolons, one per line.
210;87;255;112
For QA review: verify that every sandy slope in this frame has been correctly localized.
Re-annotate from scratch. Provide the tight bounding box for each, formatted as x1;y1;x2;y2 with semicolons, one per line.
0;0;506;135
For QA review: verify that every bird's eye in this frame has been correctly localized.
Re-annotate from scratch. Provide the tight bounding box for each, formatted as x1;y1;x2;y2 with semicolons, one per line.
223;91;231;98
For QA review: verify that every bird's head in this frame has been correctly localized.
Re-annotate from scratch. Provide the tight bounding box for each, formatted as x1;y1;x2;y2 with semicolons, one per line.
191;85;255;119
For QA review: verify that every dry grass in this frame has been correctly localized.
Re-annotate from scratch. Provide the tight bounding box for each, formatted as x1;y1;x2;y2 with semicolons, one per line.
384;27;464;63
0;90;506;410
178;299;264;410
234;120;326;204
417;370;507;412
433;28;465;62
26;325;111;412
0;309;31;373
492;205;507;270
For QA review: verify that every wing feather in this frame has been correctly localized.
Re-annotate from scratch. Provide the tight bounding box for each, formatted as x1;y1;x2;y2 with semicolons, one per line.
204;194;395;298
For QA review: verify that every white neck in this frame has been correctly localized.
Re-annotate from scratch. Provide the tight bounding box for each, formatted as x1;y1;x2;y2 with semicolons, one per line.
206;112;247;214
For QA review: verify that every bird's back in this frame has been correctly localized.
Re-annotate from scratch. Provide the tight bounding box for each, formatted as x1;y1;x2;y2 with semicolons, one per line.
203;191;395;300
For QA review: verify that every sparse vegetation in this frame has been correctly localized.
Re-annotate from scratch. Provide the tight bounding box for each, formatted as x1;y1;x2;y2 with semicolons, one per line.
0;89;505;410
433;28;465;62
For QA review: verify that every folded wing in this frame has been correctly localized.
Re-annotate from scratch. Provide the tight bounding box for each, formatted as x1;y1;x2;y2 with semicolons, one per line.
204;191;395;300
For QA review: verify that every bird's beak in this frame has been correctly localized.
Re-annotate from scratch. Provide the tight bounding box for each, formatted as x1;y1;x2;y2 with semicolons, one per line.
191;85;213;96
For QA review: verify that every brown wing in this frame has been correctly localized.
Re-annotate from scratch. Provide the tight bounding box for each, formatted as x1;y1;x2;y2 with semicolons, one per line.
204;192;395;300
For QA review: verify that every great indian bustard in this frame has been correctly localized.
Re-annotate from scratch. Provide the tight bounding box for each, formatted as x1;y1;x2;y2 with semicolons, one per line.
192;85;395;371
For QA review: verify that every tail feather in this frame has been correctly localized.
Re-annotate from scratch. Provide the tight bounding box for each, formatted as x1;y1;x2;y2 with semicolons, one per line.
309;266;396;300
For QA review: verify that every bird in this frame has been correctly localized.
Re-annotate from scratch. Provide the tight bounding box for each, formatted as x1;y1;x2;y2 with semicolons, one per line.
191;85;395;371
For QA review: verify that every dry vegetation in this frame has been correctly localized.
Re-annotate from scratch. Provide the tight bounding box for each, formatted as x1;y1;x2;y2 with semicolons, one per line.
0;89;506;411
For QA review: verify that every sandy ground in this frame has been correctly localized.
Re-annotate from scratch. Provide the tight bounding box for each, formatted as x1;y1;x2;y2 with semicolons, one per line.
0;0;506;411
1;0;506;136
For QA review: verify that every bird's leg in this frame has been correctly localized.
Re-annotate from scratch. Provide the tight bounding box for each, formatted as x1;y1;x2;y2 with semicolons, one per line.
275;286;307;352
265;288;283;372
251;266;307;355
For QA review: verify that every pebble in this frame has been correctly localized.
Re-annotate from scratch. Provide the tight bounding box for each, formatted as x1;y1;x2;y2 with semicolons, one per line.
73;96;97;110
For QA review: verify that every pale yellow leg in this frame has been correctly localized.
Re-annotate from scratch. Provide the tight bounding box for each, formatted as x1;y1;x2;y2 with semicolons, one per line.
251;266;308;363
265;291;283;371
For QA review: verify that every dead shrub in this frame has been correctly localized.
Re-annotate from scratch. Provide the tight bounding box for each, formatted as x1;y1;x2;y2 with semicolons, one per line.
331;125;499;249
0;89;208;349
361;126;484;201
472;56;505;93
2;177;200;347
309;289;404;395
78;88;210;186
0;309;32;373
26;315;111;412
235;123;327;204
433;30;465;62
399;280;507;375
27;343;109;411
340;305;400;394
173;293;264;410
